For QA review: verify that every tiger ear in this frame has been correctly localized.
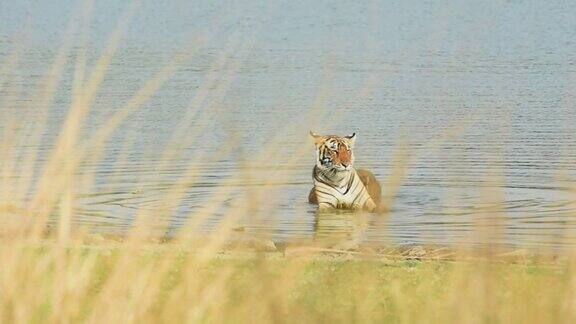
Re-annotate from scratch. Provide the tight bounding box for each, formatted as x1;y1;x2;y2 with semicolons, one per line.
310;131;325;147
345;132;356;147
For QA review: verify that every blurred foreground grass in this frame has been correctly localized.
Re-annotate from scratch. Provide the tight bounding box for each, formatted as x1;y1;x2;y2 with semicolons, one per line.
1;236;574;323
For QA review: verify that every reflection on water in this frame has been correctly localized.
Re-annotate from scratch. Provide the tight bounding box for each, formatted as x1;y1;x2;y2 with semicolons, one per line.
2;1;576;248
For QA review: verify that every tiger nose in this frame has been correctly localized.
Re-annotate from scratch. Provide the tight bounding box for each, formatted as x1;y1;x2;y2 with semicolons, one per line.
340;154;350;167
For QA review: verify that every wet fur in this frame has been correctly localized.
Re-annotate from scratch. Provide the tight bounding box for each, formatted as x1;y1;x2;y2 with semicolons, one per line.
308;168;382;206
308;131;386;212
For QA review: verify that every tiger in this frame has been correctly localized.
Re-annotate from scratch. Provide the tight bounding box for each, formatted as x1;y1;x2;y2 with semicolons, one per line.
308;131;384;213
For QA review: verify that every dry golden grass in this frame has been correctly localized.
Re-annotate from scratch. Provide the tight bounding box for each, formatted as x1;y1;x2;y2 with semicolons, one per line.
0;236;575;323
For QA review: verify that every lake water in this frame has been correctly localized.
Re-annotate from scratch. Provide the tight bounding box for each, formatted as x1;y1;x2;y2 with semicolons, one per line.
2;0;576;248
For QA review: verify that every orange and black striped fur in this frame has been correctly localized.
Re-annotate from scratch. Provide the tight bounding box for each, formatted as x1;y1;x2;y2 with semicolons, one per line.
308;131;383;212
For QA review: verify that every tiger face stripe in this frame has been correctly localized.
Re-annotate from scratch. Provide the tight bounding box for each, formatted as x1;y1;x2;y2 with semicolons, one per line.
309;131;377;212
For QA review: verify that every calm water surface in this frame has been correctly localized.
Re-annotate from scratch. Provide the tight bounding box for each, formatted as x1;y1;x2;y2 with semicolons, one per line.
2;0;576;248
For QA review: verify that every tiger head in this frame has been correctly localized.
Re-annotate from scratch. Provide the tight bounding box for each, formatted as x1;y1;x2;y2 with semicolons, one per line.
310;131;357;172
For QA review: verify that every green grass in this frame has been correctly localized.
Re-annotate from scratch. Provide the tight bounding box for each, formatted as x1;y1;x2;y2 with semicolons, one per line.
1;240;572;323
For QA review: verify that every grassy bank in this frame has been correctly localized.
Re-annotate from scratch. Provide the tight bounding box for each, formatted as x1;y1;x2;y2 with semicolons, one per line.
1;238;574;323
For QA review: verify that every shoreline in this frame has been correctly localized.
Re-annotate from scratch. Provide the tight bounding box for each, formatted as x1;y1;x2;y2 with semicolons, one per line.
4;230;568;265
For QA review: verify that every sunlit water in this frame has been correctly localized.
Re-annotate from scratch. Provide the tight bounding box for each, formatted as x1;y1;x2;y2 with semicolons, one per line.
2;0;576;248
